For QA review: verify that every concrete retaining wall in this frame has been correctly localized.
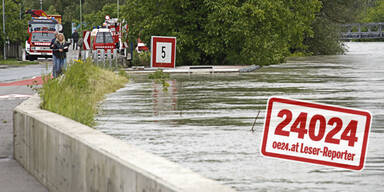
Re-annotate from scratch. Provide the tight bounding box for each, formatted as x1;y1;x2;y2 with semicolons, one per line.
14;95;236;192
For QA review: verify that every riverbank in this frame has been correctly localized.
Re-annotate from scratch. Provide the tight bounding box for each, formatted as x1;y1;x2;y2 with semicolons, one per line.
14;95;237;192
39;59;128;126
125;65;261;74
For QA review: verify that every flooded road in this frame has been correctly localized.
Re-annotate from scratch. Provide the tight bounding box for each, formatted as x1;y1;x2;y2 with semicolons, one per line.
95;42;384;192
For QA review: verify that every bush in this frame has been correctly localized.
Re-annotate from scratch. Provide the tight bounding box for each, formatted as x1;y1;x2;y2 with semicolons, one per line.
303;17;346;55
132;51;151;67
302;0;365;55
122;0;321;66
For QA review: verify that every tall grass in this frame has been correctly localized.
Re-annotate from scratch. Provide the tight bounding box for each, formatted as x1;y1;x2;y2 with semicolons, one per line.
0;58;39;66
39;59;128;126
148;69;170;91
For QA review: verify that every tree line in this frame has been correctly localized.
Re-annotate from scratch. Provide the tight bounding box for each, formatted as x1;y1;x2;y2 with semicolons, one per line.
0;0;376;65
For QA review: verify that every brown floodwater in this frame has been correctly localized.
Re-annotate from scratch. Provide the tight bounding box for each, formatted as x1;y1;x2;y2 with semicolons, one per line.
95;42;384;192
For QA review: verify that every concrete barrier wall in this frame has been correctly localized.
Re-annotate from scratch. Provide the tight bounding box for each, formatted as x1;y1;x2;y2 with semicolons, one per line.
14;95;236;192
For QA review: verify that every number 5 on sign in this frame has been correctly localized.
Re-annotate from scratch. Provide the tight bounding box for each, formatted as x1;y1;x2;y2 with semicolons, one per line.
151;36;176;68
157;43;171;62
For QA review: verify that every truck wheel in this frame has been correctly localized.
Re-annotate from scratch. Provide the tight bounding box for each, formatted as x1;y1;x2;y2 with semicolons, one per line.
29;56;36;61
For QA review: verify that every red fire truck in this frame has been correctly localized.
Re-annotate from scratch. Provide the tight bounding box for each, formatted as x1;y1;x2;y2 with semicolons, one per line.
90;28;116;53
103;16;149;53
105;17;120;48
88;15;148;61
25;10;62;61
89;16;121;57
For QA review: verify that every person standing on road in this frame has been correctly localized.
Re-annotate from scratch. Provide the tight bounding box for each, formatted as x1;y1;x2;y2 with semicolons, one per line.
77;37;84;59
71;30;79;50
52;33;70;77
50;32;59;78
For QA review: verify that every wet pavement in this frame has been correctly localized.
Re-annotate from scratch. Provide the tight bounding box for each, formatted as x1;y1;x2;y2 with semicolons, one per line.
0;98;47;192
0;47;78;83
0;48;79;191
0;63;52;83
0;80;46;191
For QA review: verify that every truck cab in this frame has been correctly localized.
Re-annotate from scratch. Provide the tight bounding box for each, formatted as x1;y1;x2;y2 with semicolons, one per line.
26;31;56;61
25;17;61;61
90;28;117;54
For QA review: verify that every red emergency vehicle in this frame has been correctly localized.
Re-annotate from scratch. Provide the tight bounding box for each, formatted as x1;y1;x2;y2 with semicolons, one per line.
90;28;116;52
88;15;149;62
25;10;62;61
103;16;149;53
105;17;121;49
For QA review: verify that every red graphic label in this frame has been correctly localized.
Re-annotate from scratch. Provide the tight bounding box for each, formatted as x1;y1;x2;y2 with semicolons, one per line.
261;97;372;170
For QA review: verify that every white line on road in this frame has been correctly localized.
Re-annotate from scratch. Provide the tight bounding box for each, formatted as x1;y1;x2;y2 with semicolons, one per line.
0;94;33;99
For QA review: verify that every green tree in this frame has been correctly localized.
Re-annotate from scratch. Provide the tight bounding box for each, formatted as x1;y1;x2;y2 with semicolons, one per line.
122;0;321;66
82;4;119;30
304;0;366;55
0;0;30;46
45;5;59;15
360;0;384;22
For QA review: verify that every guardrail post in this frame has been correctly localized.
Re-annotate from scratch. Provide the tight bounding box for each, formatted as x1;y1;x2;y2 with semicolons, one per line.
358;24;361;39
113;49;118;69
82;50;87;61
107;49;112;68
93;51;98;65
100;49;105;68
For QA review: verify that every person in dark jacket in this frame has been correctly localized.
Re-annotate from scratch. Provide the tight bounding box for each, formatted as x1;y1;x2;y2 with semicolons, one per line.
52;33;70;77
71;30;79;50
50;32;59;77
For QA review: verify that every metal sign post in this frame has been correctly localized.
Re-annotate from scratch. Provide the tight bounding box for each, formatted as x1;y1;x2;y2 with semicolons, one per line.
80;0;82;33
2;0;6;60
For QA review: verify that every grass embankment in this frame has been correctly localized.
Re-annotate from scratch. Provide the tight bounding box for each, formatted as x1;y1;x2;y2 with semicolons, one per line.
0;58;39;66
39;59;128;126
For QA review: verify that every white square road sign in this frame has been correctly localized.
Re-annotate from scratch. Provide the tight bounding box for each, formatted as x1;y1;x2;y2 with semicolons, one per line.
156;42;172;63
151;36;176;68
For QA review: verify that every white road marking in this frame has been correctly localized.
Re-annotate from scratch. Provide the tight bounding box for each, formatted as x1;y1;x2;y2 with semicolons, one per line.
0;94;33;99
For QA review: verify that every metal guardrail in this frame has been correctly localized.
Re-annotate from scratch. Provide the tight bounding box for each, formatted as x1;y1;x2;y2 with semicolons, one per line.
0;42;22;59
341;23;384;40
80;49;129;68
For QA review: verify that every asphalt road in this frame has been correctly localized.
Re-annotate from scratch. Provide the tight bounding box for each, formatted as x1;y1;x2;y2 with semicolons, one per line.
0;63;51;192
0;48;80;191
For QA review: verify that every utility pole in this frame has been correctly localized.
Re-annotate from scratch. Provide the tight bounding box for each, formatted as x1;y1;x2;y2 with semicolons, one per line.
2;0;6;60
80;0;82;32
117;0;119;19
40;0;42;10
19;3;22;20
